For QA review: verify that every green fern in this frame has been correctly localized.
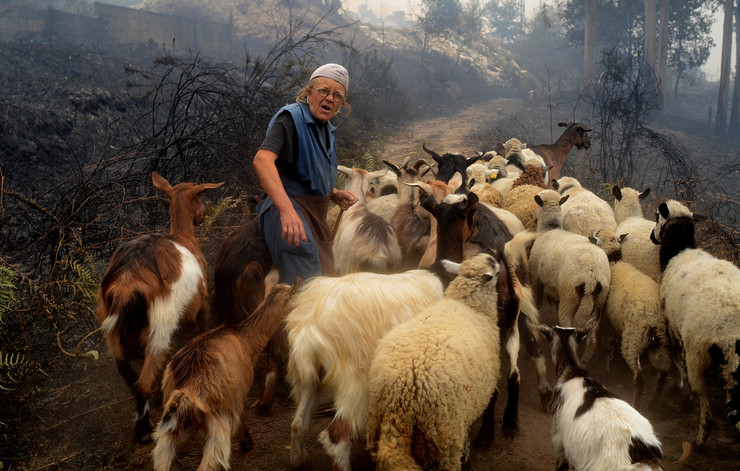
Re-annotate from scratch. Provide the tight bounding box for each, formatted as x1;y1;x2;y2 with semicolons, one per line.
202;195;240;231
0;351;27;391
69;254;99;302
0;265;18;325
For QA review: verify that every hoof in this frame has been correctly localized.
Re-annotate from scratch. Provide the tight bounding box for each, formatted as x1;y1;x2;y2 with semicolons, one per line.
502;422;519;440
134;418;153;444
289;445;309;467
540;389;553;413
257;400;272;416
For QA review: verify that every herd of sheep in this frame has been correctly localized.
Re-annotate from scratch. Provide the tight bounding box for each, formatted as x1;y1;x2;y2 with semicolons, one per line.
94;125;739;471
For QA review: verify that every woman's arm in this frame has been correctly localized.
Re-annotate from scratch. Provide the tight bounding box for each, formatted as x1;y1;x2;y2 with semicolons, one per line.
253;149;307;246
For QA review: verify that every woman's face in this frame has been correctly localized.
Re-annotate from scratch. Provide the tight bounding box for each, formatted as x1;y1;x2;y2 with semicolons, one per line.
308;77;346;123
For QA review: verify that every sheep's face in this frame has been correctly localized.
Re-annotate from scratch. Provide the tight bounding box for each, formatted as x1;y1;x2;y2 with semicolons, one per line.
650;200;692;244
589;229;624;263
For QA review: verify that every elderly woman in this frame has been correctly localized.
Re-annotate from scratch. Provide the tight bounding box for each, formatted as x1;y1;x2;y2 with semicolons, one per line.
253;63;358;283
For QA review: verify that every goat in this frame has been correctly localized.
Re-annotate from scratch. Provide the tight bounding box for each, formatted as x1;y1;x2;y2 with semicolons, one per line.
333;165;403;275
533;312;663;471
96;171;223;443
422;143;478;188
528;122;592;183
152;269;300;471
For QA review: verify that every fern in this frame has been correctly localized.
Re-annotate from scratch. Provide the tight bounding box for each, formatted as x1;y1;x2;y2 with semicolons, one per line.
0;265;18;325
0;351;27;391
68;254;99;302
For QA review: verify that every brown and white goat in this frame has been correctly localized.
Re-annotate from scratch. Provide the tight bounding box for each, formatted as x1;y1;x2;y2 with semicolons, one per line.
152;269;300;471
96;171;223;443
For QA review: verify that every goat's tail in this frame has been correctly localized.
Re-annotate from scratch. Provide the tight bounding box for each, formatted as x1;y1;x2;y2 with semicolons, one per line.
152;390;197;471
100;289;148;356
372;411;422;471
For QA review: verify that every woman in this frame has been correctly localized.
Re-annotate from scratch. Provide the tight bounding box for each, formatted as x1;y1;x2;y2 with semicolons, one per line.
253;63;358;283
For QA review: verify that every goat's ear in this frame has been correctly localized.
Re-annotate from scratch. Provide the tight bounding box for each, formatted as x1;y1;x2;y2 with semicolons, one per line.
532;322;553;342
419;192;437;214
611;185;622;201
466;192;479;208
291;276;303;291
558;122;568;127
264;266;280;293
440;259;461;275
639;188;651;200
466;155;479;167
337;165;353;177
151;172;172;194
383;160;401;176
196;181;225;194
407;181;432;196
449;172;463;192
368;168;389;182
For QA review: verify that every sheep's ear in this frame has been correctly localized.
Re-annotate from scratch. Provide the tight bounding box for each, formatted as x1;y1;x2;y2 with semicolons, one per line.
383;160;401;176
693;213;709;223
440;259;461;275
658;202;670;219
639;188;650;200
551;179;560;191
588;234;598;245
559;195;570;206
534;194;544;207
611;185;622;201
468;178;476;189
618;233;628;243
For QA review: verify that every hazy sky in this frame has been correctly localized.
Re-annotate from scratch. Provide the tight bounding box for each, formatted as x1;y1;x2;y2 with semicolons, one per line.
342;0;728;80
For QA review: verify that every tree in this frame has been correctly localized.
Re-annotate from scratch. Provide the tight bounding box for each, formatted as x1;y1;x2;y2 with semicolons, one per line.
729;0;740;136
584;0;596;87
667;0;714;95
482;0;524;42
657;0;668;113
416;0;463;65
716;0;733;136
645;0;657;71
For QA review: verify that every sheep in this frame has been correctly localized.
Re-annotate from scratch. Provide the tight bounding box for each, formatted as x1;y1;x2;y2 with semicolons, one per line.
612;185;661;282
527;121;592;182
650;199;740;447
469;180;503;207
286;269;447;470
552;176;617;238
333;165;403;275
588;229;672;410
96;172;223;443
504;137;548;184
151;269;298;471
366;253;503;470
528;189;611;365
532;312;664;471
467;162;495;187
500;162;549;231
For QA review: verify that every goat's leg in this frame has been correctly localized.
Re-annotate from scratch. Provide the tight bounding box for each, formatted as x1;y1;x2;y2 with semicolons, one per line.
151;424;177;471
199;413;233;471
318;416;352;471
290;382;319;467
474;388;498;448
502;324;520;438
257;339;279;415
133;348;168;443
520;315;552;411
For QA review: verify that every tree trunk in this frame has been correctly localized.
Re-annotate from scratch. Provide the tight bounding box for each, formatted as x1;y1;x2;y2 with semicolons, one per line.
657;0;669;117
716;0;733;136
584;0;596;88
729;0;740;137
645;0;657;72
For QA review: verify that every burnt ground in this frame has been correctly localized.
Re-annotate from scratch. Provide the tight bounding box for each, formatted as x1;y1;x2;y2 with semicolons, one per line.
2;40;740;471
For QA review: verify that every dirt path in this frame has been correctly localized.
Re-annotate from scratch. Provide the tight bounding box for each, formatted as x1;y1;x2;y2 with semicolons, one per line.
8;99;740;471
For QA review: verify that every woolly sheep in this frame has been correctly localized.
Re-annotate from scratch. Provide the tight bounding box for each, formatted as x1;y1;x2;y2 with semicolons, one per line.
612;185;661;282
502;184;544;231
651;199;740;446
533;312;663;471
589;228;672;410
366;253;502;470
469;180;503;207
552;176;617;238
286;268;446;470
529;190;611;365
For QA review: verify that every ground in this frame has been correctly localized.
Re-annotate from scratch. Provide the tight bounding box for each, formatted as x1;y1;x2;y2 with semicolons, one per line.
5;98;740;471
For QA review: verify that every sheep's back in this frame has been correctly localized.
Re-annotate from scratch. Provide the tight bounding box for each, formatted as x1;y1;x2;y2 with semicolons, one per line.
606;261;662;333
616;217;661;281
530;230;610;293
561;192;617;238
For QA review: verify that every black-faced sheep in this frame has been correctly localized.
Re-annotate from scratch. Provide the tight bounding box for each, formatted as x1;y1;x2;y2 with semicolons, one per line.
651;199;740;447
96;172;223;442
366;253;502;470
533;312;663;471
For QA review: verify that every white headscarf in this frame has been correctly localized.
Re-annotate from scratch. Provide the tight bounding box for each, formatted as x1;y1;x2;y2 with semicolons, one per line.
309;63;349;92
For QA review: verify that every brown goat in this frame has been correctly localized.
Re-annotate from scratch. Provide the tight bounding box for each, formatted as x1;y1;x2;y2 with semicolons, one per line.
96;171;223;443
151;269;300;471
528;122;592;182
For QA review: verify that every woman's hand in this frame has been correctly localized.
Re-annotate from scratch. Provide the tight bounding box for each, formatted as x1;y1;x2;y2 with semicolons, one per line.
279;206;307;247
331;189;359;211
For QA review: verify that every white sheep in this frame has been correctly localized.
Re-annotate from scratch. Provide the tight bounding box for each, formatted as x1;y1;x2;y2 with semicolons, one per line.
533;312;664;471
612;185;661;282
333;165;402;275
286;268;446;470
469;180;503;207
552;176;617;238
589;228;672;410
529;189;611;365
366;253;502;470
651;199;740;447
